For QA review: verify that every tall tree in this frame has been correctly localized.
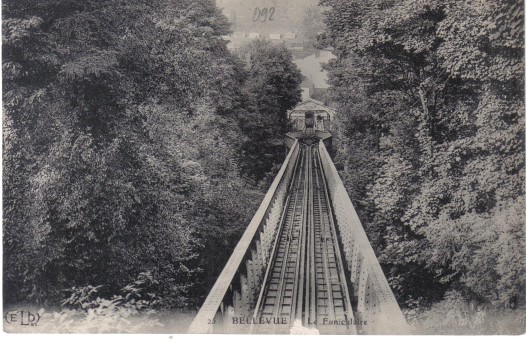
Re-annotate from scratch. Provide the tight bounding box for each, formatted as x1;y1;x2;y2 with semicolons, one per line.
237;40;303;184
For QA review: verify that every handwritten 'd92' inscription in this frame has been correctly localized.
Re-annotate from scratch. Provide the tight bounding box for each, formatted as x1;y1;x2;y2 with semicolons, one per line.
252;7;275;22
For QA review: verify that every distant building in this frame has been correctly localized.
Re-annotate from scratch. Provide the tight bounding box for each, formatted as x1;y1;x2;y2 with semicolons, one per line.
283;32;296;40
216;0;321;49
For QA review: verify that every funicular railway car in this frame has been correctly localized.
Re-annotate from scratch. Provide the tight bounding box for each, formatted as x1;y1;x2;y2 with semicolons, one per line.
304;110;314;128
288;99;336;131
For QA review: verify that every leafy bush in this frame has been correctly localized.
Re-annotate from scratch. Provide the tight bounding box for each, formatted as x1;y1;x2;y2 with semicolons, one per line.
412;291;526;335
40;272;163;333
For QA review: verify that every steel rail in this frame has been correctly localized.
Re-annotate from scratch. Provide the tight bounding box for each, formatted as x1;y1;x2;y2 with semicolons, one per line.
249;143;368;334
270;148;305;320
251;145;303;324
292;146;309;322
315;146;357;333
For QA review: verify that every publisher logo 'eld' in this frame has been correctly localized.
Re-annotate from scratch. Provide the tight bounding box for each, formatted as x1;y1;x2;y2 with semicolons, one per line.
4;310;41;327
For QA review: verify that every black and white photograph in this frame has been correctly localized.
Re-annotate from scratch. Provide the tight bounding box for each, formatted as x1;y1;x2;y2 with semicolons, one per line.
2;0;525;335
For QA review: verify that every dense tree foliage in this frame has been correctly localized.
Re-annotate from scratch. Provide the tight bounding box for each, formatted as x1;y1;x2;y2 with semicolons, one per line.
298;6;326;52
236;40;303;185
3;0;301;309
320;0;524;317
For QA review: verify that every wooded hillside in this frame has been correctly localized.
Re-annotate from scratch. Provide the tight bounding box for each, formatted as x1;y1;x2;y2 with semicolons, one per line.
2;0;302;313
320;0;524;333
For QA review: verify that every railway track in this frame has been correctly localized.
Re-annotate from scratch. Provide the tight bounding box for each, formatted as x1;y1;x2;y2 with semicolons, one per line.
252;142;356;334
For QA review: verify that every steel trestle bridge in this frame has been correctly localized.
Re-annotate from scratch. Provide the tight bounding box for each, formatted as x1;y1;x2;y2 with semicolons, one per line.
188;129;409;334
